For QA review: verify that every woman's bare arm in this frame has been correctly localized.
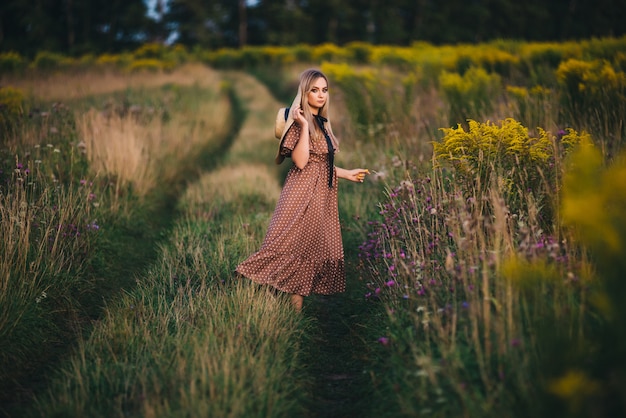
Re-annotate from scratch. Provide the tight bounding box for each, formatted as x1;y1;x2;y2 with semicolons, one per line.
291;107;310;169
336;167;370;182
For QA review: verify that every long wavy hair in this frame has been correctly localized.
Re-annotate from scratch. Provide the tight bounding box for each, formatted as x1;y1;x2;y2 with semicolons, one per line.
298;69;338;149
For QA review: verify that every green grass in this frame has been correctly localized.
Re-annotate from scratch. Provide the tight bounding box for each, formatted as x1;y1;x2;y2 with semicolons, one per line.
1;69;241;416
4;42;625;417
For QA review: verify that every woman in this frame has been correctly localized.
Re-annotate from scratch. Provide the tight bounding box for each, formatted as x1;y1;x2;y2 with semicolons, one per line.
236;69;369;311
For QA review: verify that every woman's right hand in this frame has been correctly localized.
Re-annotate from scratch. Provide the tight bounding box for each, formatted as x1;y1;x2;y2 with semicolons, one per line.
293;105;307;127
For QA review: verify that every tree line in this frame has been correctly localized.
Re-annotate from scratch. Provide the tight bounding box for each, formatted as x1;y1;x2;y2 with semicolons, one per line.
1;0;624;57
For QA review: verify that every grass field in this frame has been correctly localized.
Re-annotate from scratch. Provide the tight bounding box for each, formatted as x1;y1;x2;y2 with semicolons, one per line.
1;38;626;417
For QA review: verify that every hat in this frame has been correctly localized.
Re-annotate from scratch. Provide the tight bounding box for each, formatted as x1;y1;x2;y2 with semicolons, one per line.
274;107;291;139
274;88;303;164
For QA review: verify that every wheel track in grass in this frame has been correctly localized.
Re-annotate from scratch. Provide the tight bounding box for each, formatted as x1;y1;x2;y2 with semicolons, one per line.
303;232;379;418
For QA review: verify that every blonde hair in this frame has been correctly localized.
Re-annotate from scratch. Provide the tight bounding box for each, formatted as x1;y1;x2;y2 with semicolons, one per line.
298;69;338;148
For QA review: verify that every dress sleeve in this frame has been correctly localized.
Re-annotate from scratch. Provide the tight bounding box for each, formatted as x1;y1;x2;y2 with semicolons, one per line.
280;123;301;156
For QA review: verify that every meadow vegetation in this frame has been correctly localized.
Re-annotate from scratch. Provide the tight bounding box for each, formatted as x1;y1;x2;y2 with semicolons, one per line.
1;36;625;417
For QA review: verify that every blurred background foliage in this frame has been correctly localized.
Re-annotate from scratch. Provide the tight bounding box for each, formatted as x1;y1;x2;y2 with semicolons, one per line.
0;0;625;57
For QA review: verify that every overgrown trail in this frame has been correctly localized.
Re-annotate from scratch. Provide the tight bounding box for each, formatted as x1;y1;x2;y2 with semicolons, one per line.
8;68;376;418
305;274;376;418
4;66;244;417
223;72;375;418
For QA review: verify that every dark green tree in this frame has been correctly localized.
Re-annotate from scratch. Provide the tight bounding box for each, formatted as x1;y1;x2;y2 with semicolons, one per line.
1;0;625;56
0;0;152;56
164;0;243;48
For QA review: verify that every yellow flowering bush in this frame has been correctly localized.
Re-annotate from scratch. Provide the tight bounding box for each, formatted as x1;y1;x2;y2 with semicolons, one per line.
560;145;626;396
128;58;166;73
238;46;266;67
132;44;187;68
519;41;582;73
434;118;553;215
202;48;243;68
556;59;626;153
370;45;419;70
168;44;190;63
259;46;293;65
450;44;520;77
133;42;168;59
311;43;351;63
96;53;133;69
30;51;74;71
506;84;555;128
438;66;501;125
345;41;373;64
581;35;626;62
322;62;420;137
614;52;626;72
292;43;313;62
0;51;26;73
0;86;26;136
321;63;377;131
435;118;552;169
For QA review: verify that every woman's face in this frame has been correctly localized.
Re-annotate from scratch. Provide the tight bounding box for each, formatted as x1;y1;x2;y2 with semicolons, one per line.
306;77;328;113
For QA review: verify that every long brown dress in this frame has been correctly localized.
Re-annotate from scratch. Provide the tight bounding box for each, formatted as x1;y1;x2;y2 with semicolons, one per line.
235;123;345;296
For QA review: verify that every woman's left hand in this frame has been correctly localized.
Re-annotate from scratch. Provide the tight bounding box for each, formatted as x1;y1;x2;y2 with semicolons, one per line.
347;168;370;183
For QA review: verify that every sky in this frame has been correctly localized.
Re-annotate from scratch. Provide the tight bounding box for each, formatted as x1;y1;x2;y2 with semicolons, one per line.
145;0;259;19
145;0;163;20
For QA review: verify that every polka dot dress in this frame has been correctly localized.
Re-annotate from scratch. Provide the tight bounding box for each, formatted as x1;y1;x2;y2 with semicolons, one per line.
236;123;345;296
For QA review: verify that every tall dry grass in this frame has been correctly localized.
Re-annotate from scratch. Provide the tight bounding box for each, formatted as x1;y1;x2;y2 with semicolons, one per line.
358;156;587;416
319;57;606;416
79;109;162;198
76;71;231;212
0;149;99;388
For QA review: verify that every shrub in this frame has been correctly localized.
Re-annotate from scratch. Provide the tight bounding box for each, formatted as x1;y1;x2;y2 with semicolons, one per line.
556;58;626;155
358;160;582;417
128;58;164;73
30;51;73;71
581;35;626;61
165;44;190;64
433;118;586;221
370;45;419;71
506;84;556;129
204;48;243;68
475;47;520;77
518;41;582;86
358;129;595;417
322;63;420;137
345;41;373;64
438;66;502;125
311;43;350;63
292;44;313;62
133;42;168;60
259;46;293;65
96;53;133;69
0;86;27;137
0;51;26;73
